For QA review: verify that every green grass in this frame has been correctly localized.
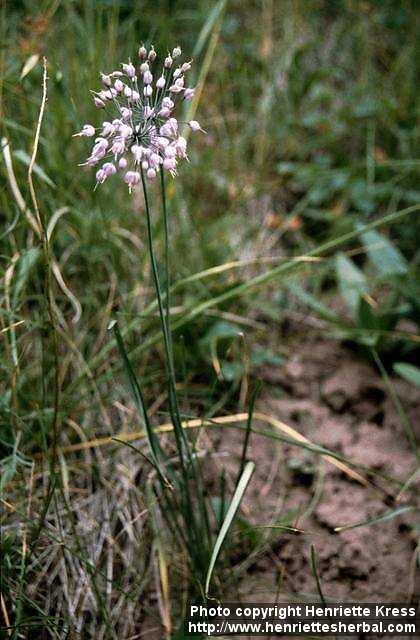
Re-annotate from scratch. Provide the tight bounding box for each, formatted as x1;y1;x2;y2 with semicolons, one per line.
1;0;419;637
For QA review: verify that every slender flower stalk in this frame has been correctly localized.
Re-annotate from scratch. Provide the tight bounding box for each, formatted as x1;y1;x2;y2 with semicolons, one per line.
140;167;189;466
140;167;209;564
75;43;213;587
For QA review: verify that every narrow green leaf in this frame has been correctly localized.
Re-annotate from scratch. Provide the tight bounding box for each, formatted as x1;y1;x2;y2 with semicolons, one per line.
360;228;407;277
357;297;378;331
311;545;326;604
334;506;414;532
205;461;255;597
288;283;342;324
256;524;304;533
12;247;40;306
13;149;56;188
192;0;227;59
111;322;164;477
372;349;418;458
393;363;420;387
335;253;368;315
201;320;241;344
237;382;261;484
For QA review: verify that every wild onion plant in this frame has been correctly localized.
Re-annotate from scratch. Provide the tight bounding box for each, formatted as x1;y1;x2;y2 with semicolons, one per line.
75;43;253;598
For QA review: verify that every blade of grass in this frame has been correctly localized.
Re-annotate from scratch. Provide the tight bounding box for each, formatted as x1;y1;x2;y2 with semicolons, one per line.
371;348;418;460
111;321;164;476
237;381;261;485
396;468;420;502
112;437;168;483
310;545;326;604
334;506;415;532
205;461;255;597
183;0;227;139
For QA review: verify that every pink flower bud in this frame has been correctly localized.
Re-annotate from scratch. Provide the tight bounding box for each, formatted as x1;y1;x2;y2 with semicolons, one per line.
118;157;128;169
184;87;195;100
124;85;132;98
156;136;169;149
163;156;177;172
162;97;174;109
96;168;107;183
188;120;204;132
143;85;153;97
131;144;143;162
168;118;178;134
120;107;132;120
111;137;125;155
74;124;95;137
159;123;171;137
147;168;156;180
101;122;115;136
122;62;136;78
158;107;171;118
124;171;140;187
93;96;106;108
144;106;155;118
140;62;149;74
164;54;173;68
82;155;99;166
138;45;147;60
175;136;188;158
148;47;156;62
91;147;106;160
164;145;176;158
100;73;112;86
103;162;117;176
114;79;124;92
169;84;183;93
149;153;161;168
156;77;165;90
119;124;133;138
172;46;181;59
173;68;182;79
142;160;149;170
181;60;192;73
143;70;153;85
91;138;109;158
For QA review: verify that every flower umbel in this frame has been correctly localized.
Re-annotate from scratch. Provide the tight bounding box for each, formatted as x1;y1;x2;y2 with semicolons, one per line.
75;44;202;190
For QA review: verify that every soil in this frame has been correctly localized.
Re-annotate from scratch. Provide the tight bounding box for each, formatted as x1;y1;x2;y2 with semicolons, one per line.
210;336;420;607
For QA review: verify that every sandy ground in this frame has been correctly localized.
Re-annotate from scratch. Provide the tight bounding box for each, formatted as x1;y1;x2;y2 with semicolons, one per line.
208;337;420;607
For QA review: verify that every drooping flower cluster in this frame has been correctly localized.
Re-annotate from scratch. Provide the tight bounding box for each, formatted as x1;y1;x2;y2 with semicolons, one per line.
74;45;204;190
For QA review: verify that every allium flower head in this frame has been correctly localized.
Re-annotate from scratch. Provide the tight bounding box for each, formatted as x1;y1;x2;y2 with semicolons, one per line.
75;44;203;191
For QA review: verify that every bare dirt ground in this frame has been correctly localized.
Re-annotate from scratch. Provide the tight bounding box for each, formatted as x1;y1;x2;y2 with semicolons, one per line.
211;336;420;605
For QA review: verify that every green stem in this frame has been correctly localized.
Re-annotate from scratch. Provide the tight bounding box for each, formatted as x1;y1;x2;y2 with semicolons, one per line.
140;168;189;464
140;169;209;565
160;170;173;362
159;171;213;556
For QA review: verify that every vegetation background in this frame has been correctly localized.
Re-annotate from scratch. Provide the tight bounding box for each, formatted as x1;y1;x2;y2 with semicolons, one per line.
1;0;419;638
